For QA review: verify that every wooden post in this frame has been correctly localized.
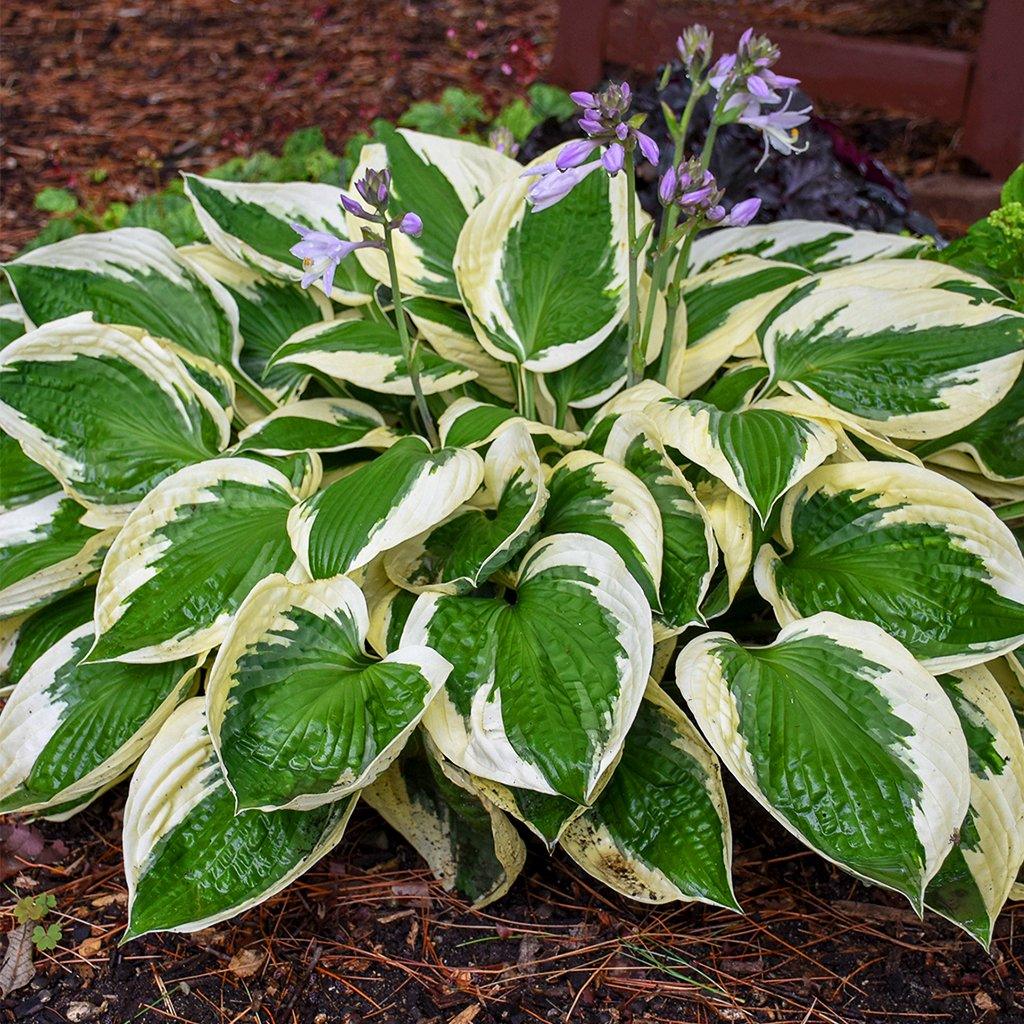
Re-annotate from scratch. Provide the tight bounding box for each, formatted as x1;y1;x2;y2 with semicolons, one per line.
960;0;1024;179
548;0;610;88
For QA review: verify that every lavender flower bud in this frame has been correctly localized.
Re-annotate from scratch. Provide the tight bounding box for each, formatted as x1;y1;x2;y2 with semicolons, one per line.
398;212;423;237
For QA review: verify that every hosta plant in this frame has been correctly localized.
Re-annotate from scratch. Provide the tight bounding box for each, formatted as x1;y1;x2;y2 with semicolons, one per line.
1;26;1023;950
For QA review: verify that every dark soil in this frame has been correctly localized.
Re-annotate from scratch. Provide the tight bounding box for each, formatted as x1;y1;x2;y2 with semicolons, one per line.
3;780;1021;1024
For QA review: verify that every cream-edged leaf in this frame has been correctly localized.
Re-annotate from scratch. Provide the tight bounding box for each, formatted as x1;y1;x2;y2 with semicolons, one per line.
645;394;837;524
236;397;401;456
0;622;199;815
289;436;484;579
543;449;663;608
676;612;970;910
206;573;450;811
454;144;635;372
602;413;717;632
406;533;653;803
0;314;230;521
384;423;547;594
755;462;1024;671
0;492;116;617
687;220;925;276
926;664;1024;946
349;126;521;302
437;396;584;450
90;458;301;664
123;698;358;939
268;316;476;395
561;683;737;909
182;175;375;304
763;284;1024;440
2;227;241;367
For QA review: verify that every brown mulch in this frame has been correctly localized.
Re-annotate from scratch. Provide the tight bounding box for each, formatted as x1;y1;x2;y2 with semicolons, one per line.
2;786;1021;1024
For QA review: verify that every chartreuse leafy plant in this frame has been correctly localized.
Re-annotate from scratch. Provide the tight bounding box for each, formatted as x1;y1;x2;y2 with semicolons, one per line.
1;26;1023;950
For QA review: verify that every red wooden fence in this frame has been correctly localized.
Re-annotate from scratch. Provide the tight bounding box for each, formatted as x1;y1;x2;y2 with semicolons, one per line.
549;0;1024;178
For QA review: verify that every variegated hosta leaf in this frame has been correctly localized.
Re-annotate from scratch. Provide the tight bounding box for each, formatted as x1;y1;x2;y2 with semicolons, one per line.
467;776;581;848
811;257;1011;306
236;397;401;456
268;317;476;395
0;314;230;520
698;481;756;619
696;361;770;411
180;244;332;401
182;175;375;303
0;302;26;348
0;589;95;693
454;144;633;373
543;449;663;608
992;653;1024;898
914;366;1023;484
123;698;358;939
0;623;199;815
645;394;837;524
405;533;653;803
349;126;519;302
763;284;1024;440
677;612;971;909
687;219;925;276
0;432;55;513
602;414;716;633
90;458;301;664
290;436;484;579
363;729;526;907
925;665;1024;946
404;297;517;403
384;423;547;594
756;462;1024;671
0;492;116;617
437;396;584;450
206;573;450;811
540;274;672;414
668;255;808;397
561;683;737;909
2;227;241;367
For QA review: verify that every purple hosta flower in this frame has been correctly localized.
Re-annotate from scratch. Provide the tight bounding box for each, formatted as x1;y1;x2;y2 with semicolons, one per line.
340;192;378;221
488;125;519;157
569;81;659;170
677;24;713;74
290;224;373;294
397;211;423;237
706;197;762;227
657;159;722;217
522;160;604;213
354;167;392;210
738;94;811;168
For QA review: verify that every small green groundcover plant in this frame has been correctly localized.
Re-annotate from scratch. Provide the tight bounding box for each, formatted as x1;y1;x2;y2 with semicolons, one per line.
1;26;1023;950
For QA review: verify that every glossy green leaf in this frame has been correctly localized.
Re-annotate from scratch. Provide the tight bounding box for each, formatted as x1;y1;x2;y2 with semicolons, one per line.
123;698;358;939
90;458;300;663
756;462;1024;670
289;436;483;579
0;314;230;521
677;612;970;910
406;533;653;803
206;573;450;810
3;227;241;367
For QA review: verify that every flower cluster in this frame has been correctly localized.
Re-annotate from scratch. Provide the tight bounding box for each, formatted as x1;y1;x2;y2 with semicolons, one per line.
658;159;760;227
290;168;422;295
523;81;658;212
710;28;811;167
